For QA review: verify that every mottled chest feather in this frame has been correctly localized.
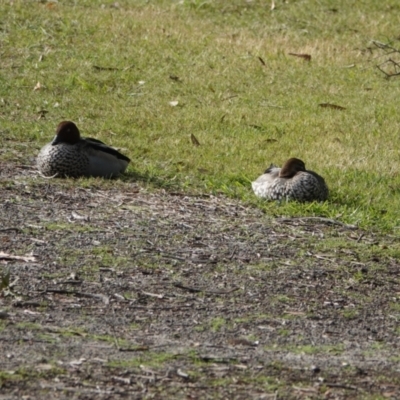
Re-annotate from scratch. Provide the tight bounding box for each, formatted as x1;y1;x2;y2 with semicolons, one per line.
37;142;90;177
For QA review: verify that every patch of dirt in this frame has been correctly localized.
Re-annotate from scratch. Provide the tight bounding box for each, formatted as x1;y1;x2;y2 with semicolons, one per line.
1;162;400;399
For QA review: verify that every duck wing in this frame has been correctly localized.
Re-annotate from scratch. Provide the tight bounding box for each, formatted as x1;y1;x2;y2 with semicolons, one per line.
84;138;131;163
85;137;107;145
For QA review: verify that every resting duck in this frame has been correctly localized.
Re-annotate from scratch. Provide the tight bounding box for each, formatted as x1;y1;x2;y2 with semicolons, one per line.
37;121;130;178
252;158;329;202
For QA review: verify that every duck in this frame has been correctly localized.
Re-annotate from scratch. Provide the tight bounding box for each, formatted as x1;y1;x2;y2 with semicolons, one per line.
252;157;329;202
37;121;130;178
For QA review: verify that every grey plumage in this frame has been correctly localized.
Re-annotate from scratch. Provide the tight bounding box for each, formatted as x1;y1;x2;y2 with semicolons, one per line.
37;121;130;178
252;158;329;202
37;142;89;177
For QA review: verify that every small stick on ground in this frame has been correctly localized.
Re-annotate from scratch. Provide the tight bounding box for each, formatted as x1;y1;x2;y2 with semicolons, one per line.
0;228;22;232
45;289;109;303
173;282;239;295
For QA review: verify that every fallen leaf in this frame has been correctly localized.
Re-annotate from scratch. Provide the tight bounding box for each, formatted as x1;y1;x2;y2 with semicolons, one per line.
258;56;266;66
70;211;89;221
68;272;79;281
234;364;249;370
319;103;346;110
169;75;181;82
37;110;48;120
33;82;41;91
69;358;86;367
228;338;258;346
113;293;125;301
24;309;41;315
262;138;278;144
249;124;263;130
140;291;164;299
0;269;10;290
169;101;179;107
190;133;200;146
176;368;189;379
288;53;312;61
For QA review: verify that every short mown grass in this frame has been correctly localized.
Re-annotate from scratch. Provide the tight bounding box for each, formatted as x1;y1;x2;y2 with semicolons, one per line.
2;0;400;231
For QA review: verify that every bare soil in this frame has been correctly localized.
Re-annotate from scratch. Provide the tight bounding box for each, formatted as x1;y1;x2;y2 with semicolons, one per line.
1;162;400;399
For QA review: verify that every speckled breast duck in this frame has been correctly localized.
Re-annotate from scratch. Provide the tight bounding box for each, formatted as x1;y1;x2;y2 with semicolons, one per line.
37;121;130;178
252;158;329;202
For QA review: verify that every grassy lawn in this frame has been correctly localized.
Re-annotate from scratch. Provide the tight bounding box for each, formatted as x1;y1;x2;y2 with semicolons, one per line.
2;0;400;230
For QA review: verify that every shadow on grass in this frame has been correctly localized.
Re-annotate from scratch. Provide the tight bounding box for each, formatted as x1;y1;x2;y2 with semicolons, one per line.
122;170;181;191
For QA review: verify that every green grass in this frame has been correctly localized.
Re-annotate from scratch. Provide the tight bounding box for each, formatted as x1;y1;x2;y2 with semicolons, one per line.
2;0;400;231
0;367;66;384
283;343;345;355
210;316;228;332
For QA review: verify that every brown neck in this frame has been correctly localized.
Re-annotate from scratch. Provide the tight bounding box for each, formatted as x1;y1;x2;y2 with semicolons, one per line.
279;158;306;178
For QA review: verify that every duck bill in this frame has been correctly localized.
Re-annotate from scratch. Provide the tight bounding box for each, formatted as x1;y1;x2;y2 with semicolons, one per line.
51;135;61;145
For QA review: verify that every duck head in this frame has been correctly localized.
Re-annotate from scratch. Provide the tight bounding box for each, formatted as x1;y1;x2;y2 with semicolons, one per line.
279;158;306;178
52;121;81;145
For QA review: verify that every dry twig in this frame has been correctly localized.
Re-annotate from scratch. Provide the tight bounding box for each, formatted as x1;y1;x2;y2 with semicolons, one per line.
372;40;400;78
173;282;239;295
